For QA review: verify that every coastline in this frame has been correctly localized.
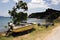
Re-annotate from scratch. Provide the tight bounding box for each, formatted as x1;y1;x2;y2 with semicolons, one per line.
0;18;60;40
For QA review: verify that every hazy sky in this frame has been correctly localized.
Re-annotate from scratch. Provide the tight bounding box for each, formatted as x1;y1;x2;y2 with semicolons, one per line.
0;0;60;17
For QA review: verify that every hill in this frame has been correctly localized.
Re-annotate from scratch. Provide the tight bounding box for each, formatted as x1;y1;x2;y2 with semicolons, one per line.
28;8;60;21
0;16;11;18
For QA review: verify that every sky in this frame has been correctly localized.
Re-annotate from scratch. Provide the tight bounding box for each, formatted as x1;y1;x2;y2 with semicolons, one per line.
0;0;60;17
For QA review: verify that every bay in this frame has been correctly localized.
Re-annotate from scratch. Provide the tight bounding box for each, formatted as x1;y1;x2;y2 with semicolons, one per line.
0;17;46;32
0;17;11;32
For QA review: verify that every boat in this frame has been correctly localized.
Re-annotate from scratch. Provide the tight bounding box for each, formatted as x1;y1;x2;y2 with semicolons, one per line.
9;23;35;33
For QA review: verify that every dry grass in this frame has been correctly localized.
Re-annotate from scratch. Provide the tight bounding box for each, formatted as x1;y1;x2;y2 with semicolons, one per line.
0;24;59;40
13;24;58;40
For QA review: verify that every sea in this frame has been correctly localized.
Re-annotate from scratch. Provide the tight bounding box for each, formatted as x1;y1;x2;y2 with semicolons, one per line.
0;17;11;32
0;17;46;32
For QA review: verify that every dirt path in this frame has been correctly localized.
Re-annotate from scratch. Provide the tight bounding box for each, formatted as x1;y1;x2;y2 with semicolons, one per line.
44;25;60;40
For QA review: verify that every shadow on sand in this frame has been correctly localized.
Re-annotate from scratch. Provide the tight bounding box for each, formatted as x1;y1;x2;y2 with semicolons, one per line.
9;28;35;37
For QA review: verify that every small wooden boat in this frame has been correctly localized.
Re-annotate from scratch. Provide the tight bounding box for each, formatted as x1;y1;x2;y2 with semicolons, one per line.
9;23;34;33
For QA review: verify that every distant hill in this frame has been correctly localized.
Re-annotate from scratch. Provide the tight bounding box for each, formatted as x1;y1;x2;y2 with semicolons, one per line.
0;16;11;18
28;8;60;20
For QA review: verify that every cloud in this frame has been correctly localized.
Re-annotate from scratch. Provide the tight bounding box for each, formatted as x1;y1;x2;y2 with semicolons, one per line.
2;0;9;3
2;0;21;3
13;0;23;2
28;0;50;10
31;0;45;4
51;0;60;5
13;0;20;2
13;0;18;2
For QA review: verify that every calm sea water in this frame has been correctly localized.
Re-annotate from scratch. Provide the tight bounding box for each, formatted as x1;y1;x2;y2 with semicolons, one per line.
0;17;46;32
0;17;11;32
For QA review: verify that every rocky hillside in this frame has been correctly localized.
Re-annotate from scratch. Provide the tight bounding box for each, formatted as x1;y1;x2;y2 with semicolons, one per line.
28;8;60;20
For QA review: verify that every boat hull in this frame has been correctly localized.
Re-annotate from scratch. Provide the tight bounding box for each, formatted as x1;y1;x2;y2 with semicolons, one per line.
10;25;34;32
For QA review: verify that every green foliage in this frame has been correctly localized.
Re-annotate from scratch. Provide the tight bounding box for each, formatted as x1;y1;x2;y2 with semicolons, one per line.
0;36;13;40
16;1;28;11
28;9;60;22
8;1;28;24
48;12;60;20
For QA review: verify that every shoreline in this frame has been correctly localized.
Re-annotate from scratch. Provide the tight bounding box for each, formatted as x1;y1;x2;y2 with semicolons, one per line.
0;22;60;40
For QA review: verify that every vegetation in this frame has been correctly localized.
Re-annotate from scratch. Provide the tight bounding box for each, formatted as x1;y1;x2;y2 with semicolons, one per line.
54;18;60;23
0;0;60;40
28;8;60;22
8;1;28;24
0;23;59;40
0;18;60;40
0;36;13;40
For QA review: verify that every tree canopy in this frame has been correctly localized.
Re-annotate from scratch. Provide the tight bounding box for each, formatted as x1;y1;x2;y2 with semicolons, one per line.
8;1;28;24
